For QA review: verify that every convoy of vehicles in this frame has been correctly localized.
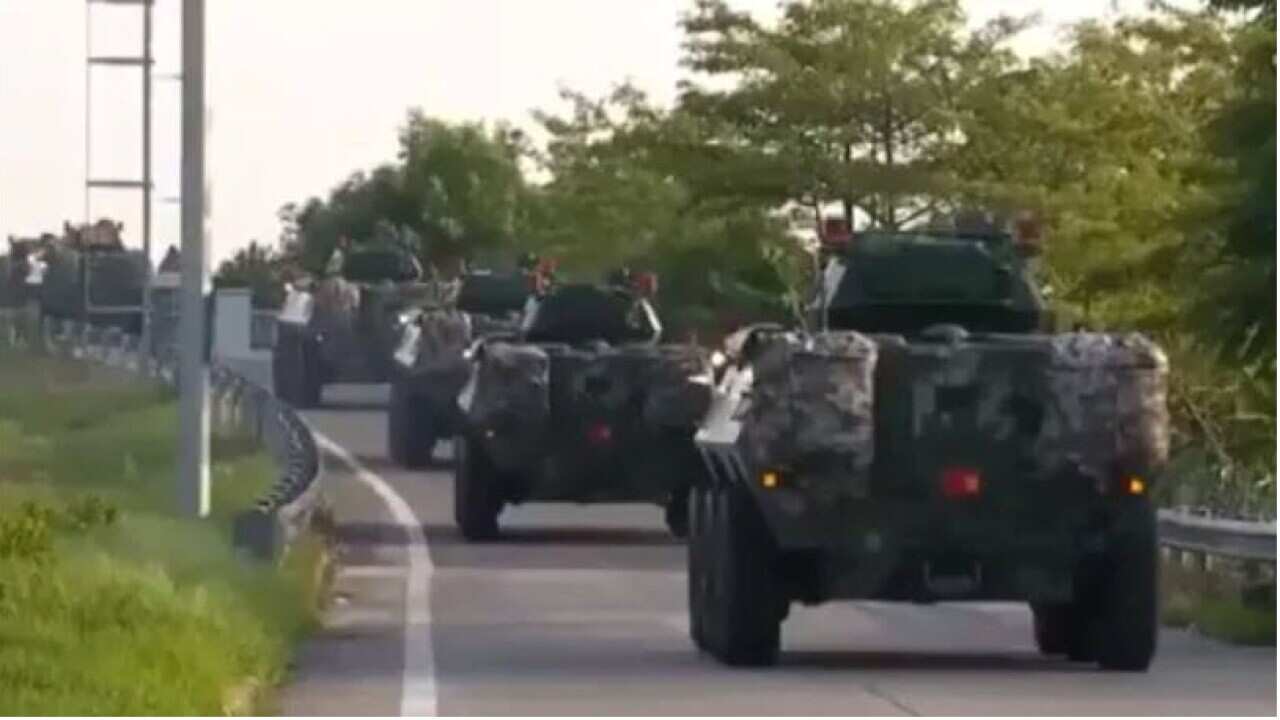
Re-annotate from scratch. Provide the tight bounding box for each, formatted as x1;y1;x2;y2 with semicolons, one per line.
266;213;1168;674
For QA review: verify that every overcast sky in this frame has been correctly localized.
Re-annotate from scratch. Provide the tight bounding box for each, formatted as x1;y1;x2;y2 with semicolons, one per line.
1;0;1150;266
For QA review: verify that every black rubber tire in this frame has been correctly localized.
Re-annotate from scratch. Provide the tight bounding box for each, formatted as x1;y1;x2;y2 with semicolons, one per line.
271;328;299;405
388;379;434;469
1031;603;1074;656
294;333;323;409
1094;503;1158;671
275;327;323;409
268;327;308;407
453;435;501;541
665;491;690;539
687;485;708;650
703;483;782;667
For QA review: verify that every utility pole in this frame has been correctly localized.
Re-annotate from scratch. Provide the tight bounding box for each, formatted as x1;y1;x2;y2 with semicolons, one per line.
179;0;210;517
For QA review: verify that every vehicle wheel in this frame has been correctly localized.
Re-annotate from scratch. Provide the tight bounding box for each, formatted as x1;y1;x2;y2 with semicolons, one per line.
1094;503;1158;671
271;328;299;404
388;379;433;469
1031;603;1074;655
295;333;323;409
703;483;782;667
687;485;708;650
665;490;690;539
453;435;501;541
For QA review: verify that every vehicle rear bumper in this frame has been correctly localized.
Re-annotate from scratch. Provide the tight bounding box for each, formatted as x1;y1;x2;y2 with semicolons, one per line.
481;426;702;505
755;490;1139;603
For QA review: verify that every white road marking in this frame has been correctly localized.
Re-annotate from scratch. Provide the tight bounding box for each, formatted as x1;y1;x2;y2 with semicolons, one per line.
315;432;438;717
338;565;410;580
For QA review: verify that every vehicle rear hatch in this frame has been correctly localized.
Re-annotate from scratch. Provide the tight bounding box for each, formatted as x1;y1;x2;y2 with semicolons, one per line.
870;331;1168;544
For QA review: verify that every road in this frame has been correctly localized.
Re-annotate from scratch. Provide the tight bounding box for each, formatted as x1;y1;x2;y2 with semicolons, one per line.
278;384;1276;716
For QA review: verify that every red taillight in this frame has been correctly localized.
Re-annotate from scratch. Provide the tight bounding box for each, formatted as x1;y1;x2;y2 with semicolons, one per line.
941;467;982;499
631;271;659;297
586;423;613;445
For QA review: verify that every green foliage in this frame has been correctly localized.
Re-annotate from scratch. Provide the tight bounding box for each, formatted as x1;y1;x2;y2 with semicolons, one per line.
943;3;1273;510
399;113;529;262
523;85;797;340
678;0;1029;228
1196;598;1277;645
0;352;320;713
1189;0;1276;365
0;503;54;562
1161;554;1276;646
283;113;529;273
214;240;291;309
0;497;118;562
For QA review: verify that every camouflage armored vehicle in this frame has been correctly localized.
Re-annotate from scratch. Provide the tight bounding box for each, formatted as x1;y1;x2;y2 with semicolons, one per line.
19;221;149;334
273;226;432;408
453;268;712;540
387;267;532;468
689;220;1169;671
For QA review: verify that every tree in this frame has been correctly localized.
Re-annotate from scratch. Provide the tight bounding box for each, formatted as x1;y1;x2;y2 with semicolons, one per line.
287;164;418;273
1193;0;1276;364
398;112;529;265
213;240;290;309
282;113;529;275
523;85;797;338
951;8;1237;329
677;0;1029;230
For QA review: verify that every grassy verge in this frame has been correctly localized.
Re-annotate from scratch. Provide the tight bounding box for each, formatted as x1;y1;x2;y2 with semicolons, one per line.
1161;553;1276;647
0;347;328;714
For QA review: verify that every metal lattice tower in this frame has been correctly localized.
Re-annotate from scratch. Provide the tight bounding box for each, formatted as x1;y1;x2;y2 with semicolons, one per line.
85;0;155;347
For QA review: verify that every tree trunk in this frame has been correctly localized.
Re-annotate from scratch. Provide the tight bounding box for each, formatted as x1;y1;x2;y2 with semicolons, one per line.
842;143;855;228
883;96;897;230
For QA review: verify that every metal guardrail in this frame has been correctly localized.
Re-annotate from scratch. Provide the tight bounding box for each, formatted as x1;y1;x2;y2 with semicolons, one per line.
0;308;326;562
1158;510;1276;562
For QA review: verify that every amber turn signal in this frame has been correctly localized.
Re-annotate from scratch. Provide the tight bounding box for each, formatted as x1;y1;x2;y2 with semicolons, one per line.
1126;476;1146;496
760;470;781;490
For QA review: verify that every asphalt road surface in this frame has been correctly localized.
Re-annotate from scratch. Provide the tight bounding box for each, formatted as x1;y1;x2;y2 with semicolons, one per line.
278;384;1276;716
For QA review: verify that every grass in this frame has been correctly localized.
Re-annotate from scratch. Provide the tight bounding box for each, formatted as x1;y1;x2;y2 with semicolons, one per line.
1161;553;1276;646
0;346;327;714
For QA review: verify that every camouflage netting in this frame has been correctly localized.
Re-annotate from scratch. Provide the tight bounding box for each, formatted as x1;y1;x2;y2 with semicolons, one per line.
739;331;879;488
868;330;1170;491
467;341;551;432
733;329;1169;502
413;308;472;372
407;308;475;403
1041;332;1170;486
536;343;711;429
640;345;713;428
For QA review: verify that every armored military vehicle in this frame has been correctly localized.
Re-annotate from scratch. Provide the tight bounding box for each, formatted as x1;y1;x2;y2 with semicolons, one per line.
452;268;712;540
386;267;531;468
689;218;1169;671
18;221;149;334
273;226;431;408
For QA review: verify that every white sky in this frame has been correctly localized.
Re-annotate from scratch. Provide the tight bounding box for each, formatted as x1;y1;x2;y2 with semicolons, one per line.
0;0;1153;267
